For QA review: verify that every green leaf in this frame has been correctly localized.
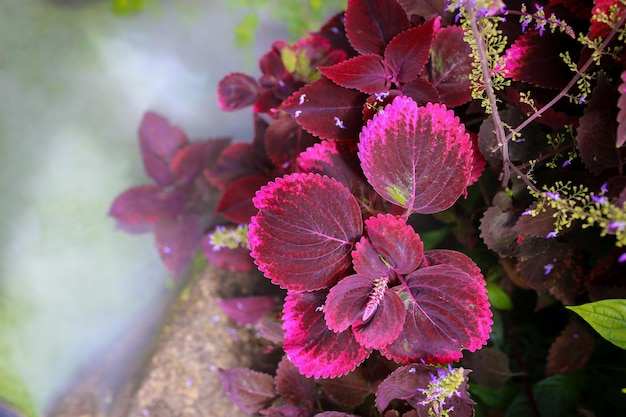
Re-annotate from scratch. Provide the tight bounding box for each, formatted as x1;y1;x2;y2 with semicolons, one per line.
235;12;259;47
505;372;584;417
111;0;146;16
567;299;626;350
470;383;519;411
420;227;449;251
486;282;513;310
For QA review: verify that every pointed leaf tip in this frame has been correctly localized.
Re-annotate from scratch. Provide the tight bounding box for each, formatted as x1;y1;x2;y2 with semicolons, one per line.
358;97;472;214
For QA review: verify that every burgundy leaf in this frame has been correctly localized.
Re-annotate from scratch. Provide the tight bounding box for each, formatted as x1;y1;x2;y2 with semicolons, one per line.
216;296;276;325
618;71;626;148
296;140;364;192
261;406;316;417
462;347;512;389
276;356;319;407
250;173;363;291
546;321;595;375
217;72;260;111
385;17;439;84
319;55;392;94
202;241;255;272
155;214;203;276
109;185;181;231
358;97;473;214
317;368;373;406
505;88;579;129
205;142;272;190
380;262;491;364
398;0;447;19
352;214;424;277
400;78;441;106
258;316;285;344
428;26;473;107
170;138;231;184
219;367;277;414
314;413;361;417
376;364;435;411
282;78;368;141
139;111;188;186
503;31;574;89
216;175;269;224
282;290;372;379
344;0;410;56
513;202;560;238
576;73;621;175
264;114;320;170
325;274;405;348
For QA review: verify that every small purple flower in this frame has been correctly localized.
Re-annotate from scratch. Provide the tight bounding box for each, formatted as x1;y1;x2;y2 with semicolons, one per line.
561;159;571;168
601;182;609;194
545;191;560;201
521;209;533;216
608;221;625;233
544;263;554;275
579;96;587;105
591;195;608;205
546;231;558;239
618;252;626;263
521;19;529;32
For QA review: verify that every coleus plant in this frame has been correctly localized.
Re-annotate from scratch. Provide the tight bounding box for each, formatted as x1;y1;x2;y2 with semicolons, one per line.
110;0;626;415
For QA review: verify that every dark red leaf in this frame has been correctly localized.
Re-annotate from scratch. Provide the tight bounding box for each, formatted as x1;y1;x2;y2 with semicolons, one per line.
219;367;277;414
462;347;512;389
428;26;473;107
314;413;361;417
139;111;188;186
109;185;181;231
205;142;272;190
505;88;579;129
375;364;435;411
217;72;260;111
325;274;405;348
282;290;371;378
216;296;276;325
216;175;269;224
319;55;391;94
317;368;373;406
276;356;319;407
577;73;622;175
264;114;320;170
618;71;626;148
344;0;410;56
170;138;231;184
352;214;424;277
155;214;203;276
398;0;447;19
380;262;491;364
546;321;595;375
282;78;368;141
385;18;439;84
249;173;363;291
513;202;560;238
261;406;316;417
358;97;473;214
400;78;441;106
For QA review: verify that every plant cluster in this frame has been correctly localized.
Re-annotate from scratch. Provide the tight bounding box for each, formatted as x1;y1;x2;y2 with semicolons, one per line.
110;0;626;415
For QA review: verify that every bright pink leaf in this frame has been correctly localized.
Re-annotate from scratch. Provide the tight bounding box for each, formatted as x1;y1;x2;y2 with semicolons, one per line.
109;185;182;231
358;96;473;214
352;214;424;277
217;72;260;111
216;296;276;325
139;112;188;186
344;0;410;56
428;26;473;107
249;173;363;291
219;368;277;414
380;262;491;364
282;290;371;378
216;175;269;224
282;78;368;141
385;17;439;84
297;140;363;191
327;273;405;349
275;355;319;407
318;55;392;94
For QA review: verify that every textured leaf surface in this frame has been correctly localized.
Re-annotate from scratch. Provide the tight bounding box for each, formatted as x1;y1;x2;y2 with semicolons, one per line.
319;55;391;94
428;26;473;107
250;173;363;291
296;140;365;192
546;321;595;375
282;78;368;141
283;290;371;378
139;111;188;186
358;97;472;214
276;356;319;407
344;0;410;56
462;347;512;389
219;368;277;414
567;299;626;349
216;296;276;325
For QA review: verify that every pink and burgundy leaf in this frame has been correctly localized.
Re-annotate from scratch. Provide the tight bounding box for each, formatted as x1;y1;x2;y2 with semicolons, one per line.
216;296;276;325
139;111;189;186
249;173;363;291
380;262;491;364
344;0;410;56
282;290;372;379
384;17;439;84
296;140;364;192
282;78;368;141
219;368;277;414
318;55;392;94
428;26;473;107
217;72;260;111
358;96;473;214
352;214;424;277
216;175;270;224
